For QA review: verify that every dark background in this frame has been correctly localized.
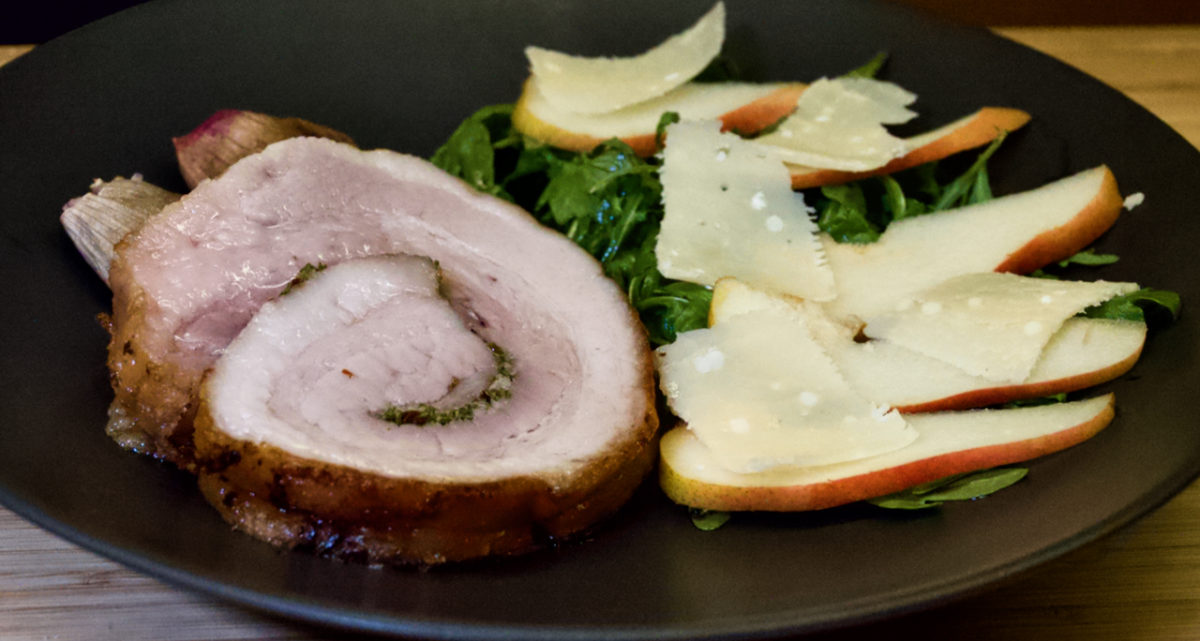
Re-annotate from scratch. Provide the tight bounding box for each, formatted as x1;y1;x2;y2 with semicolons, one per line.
4;0;148;43
5;0;1200;44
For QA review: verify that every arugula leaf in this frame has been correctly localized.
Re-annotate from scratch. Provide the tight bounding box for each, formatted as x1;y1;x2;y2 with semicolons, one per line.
1003;393;1068;408
869;468;1029;510
1058;248;1120;267
813;131;1008;244
536;140;657;229
968;162;993;203
878;174;928;223
689;509;732;531
621;246;713;344
1027;248;1119;280
816;183;880;243
1084;288;1182;325
930;131;1006;212
430;104;516;199
693;55;741;82
655;111;682;152
843;51;889;79
529;139;713;345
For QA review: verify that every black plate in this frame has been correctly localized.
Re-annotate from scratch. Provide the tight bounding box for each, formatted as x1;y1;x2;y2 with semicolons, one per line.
2;1;1199;638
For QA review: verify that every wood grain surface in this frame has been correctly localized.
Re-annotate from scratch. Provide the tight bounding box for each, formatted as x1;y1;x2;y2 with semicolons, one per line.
3;25;1200;641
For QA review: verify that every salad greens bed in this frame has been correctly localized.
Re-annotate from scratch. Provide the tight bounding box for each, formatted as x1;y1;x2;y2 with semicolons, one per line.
429;68;1180;520
430;106;1178;340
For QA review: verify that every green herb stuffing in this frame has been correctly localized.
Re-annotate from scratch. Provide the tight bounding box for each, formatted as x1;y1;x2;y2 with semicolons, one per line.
280;262;327;296
868;467;1029;510
376;343;514;426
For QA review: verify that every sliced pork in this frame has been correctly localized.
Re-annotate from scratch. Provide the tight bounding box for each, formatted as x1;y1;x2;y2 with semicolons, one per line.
105;137;657;562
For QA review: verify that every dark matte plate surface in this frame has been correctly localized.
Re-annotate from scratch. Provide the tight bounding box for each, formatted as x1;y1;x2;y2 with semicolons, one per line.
1;1;1198;638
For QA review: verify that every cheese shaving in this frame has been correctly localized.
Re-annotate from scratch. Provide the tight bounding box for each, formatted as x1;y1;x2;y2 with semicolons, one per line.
755;77;916;171
656;308;915;473
657;120;835;300
525;2;725;114
864;272;1139;383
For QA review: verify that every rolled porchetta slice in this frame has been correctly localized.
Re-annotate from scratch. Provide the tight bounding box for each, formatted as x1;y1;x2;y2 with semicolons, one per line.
194;255;656;564
104;137;657;563
105;137;654;468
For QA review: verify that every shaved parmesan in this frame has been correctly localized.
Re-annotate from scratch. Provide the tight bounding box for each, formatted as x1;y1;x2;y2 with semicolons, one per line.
709;278;1145;410
709;277;855;346
864;272;1139;383
755;77;916;171
656;308;915;474
525;2;725;114
657;120;835;300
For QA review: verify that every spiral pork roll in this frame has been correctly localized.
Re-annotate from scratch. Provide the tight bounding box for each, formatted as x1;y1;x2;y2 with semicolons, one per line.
105;137;658;563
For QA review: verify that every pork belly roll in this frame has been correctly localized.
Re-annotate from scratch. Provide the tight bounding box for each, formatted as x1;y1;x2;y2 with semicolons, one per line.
105;137;656;477
193;255;656;564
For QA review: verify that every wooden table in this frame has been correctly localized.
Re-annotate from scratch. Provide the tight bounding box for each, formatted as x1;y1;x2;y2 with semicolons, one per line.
3;25;1200;641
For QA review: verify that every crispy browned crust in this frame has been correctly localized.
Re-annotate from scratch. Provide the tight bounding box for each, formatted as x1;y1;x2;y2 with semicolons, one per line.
104;255;200;469
191;307;660;566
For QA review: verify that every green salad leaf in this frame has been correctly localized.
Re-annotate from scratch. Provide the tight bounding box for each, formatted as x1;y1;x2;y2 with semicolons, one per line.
429;104;517;199
431;76;1182;527
689;509;732;531
655;111;681;152
1058;248;1120;267
928;132;1004;212
812;133;1008;243
1002;393;1068;409
843;51;889;79
869;467;1029;510
817;182;879;243
1084;288;1182;325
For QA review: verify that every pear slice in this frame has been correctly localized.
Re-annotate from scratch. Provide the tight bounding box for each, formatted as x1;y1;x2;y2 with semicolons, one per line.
822;165;1124;320
512;77;805;156
710;277;1147;413
659;394;1115;512
525;2;725;114
787;107;1031;189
